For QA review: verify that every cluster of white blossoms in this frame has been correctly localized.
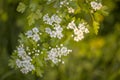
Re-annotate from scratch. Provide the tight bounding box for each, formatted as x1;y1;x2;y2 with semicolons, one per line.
45;24;63;39
25;27;41;42
16;44;35;74
43;14;63;39
67;20;89;41
43;14;62;25
47;44;72;64
60;0;69;7
90;1;102;11
67;7;75;13
59;0;75;14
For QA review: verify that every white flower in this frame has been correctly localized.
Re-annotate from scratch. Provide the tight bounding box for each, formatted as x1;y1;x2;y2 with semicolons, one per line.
67;20;76;29
60;0;69;7
20;68;28;74
78;23;85;29
17;45;26;58
67;21;89;41
45;24;63;39
25;27;41;42
45;28;51;34
74;35;84;42
25;30;33;38
16;59;22;68
22;55;32;61
68;7;75;13
43;14;62;25
85;28;89;33
56;32;63;39
51;14;62;24
61;47;67;54
20;63;35;74
32;34;40;42
43;14;49;21
43;14;53;25
32;27;39;33
47;18;53;25
90;1;102;11
54;24;63;31
47;45;72;64
50;31;56;38
16;44;35;74
43;14;63;39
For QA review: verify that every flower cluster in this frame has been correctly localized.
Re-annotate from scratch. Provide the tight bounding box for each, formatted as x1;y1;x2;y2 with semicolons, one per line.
9;0;108;76
16;44;35;74
59;0;75;13
67;20;89;41
43;14;62;25
67;7;75;13
43;14;63;39
60;0;69;7
25;27;41;42
90;1;102;11
45;24;63;39
46;44;72;64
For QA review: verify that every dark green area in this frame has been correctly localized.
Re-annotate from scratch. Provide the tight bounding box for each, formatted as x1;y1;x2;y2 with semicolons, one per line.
0;0;120;80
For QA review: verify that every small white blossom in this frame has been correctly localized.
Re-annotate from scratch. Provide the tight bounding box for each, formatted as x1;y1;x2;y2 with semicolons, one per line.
25;30;33;38
25;27;40;42
67;20;89;41
47;45;72;64
56;32;63;39
32;34;40;42
43;14;49;22
90;1;102;11
50;31;57;38
47;18;53;25
54;24;63;31
43;14;62;25
20;68;29;74
43;14;63;39
61;47;68;55
67;20;76;29
85;28;89;33
68;7;75;13
45;28;51;34
51;14;62;24
16;59;22;68
16;45;35;74
60;0;69;7
20;63;35;74
45;24;63;39
32;27;39;33
17;45;26;58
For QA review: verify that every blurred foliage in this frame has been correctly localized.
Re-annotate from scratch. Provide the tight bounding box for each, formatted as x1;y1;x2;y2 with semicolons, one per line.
0;0;120;80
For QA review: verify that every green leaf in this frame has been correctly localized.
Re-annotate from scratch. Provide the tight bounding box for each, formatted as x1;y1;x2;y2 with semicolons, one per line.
27;10;42;26
35;67;43;77
8;52;18;68
27;13;36;26
17;2;26;13
36;9;42;19
74;7;81;14
93;21;100;35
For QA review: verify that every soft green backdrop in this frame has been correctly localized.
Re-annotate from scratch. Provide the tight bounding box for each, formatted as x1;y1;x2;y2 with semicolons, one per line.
0;0;120;80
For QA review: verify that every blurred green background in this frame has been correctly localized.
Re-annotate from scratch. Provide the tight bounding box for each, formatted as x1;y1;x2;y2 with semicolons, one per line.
0;0;120;80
